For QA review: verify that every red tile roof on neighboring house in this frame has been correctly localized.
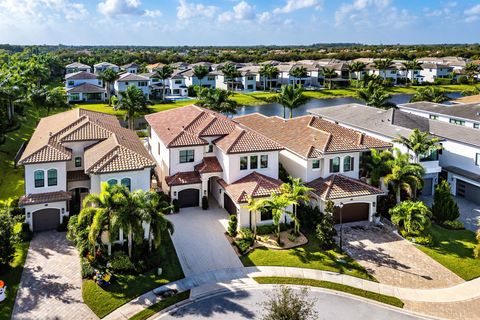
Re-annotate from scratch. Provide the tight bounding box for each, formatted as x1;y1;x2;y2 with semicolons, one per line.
307;174;384;200
235;113;391;158
194;156;223;174
19;191;72;206
165;171;202;186
218;172;283;203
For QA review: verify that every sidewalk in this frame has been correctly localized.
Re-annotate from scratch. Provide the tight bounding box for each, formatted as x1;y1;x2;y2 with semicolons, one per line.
102;266;480;320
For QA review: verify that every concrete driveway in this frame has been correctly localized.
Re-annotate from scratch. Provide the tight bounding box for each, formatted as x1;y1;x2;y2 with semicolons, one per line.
12;232;97;320
167;205;243;277
340;224;464;289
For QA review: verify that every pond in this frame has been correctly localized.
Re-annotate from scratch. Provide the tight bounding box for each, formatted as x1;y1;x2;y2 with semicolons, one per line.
235;92;462;118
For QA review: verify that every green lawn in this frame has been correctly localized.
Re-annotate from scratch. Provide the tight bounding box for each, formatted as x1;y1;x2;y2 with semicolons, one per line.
240;234;374;281
82;234;184;318
0;241;30;320
254;277;404;308
416;224;480;281
74;99;198;116
128;290;190;320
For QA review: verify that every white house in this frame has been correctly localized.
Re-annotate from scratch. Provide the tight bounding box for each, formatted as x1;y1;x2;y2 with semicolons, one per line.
145;105;292;229
94;62;120;74
65;62;91;74
65;71;106;103
17;108;156;232
166;73;188;96
121;63;140;74
214;69;257;92
415;63;452;83
114;73;150;97
182;69;217;88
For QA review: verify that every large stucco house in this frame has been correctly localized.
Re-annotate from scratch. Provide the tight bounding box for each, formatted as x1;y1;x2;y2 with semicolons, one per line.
17;109;156;232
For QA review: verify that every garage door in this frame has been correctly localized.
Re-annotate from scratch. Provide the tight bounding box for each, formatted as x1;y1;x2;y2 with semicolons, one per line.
33;209;60;232
422;178;433;196
224;193;237;216
456;180;480;205
333;203;369;223
177;189;199;208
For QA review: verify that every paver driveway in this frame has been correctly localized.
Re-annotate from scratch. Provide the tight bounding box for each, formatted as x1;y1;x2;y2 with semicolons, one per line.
340;224;464;289
12;232;97;320
167;205;243;277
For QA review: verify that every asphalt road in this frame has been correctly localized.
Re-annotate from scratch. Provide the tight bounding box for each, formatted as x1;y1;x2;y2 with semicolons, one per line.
155;286;426;320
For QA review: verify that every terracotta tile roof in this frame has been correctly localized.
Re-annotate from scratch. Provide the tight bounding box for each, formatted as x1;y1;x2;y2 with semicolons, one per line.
194;156;223;174
165;171;201;186
218;172;283;203
307;174;384;200
235;113;391;158
145;105;281;153
19;191;71;206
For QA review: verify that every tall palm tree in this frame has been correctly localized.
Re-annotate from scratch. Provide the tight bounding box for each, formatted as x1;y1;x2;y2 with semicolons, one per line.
221;63;240;91
244;196;265;236
465;62;479;82
390;200;432;235
267;65;279;91
348;61;366;87
260;193;295;243
321;67;337;89
289;66;308;86
373;58;394;81
156;65;173;101
197;88;238;116
193;65;209;88
392;128;442;163
402;60;422;86
113;85;150;130
361;149;394;187
280;177;313;235
98;69;119;105
259;64;270;91
384;148;425;203
409;86;449;103
275;85;308;119
357;83;396;109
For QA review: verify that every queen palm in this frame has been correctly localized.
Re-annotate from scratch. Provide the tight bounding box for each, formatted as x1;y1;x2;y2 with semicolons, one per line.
98;69;119;105
321;67;337;89
267;65;279;91
244;196;265;236
113;85;150;130
392;128;442;163
193;65;209;88
409;86;449;103
373;58;394;81
465;63;479;82
390;201;432;235
280;177;313;235
222;63;240;91
348;61;366;87
259;64;270;91
384;149;425;203
275;85;308;119
361;149;394;187
198;88;238;116
260;193;295;243
357;83;396;109
156;65;173;101
402;60;422;86
289;66;308;86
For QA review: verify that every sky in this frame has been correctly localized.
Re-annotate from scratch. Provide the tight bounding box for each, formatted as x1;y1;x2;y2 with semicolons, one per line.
0;0;479;46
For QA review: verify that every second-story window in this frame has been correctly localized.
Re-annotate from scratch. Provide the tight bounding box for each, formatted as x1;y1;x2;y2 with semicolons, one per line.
175;80;182;84
75;156;82;168
47;169;58;186
260;155;268;168
121;178;131;191
429;115;439;120
312;160;320;169
474;123;479;129
343;156;354;172
250;156;258;169
107;179;118;187
330;157;340;173
476;153;480;166
240;156;248;170
34;170;44;188
179;150;194;163
449;118;465;126
206;144;214;153
68;80;74;86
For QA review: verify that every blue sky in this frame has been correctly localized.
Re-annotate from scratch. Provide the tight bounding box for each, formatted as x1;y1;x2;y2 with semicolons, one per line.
0;0;479;45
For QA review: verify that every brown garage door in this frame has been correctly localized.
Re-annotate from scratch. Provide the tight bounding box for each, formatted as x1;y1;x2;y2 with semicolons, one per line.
33;208;60;232
177;189;199;208
333;203;369;223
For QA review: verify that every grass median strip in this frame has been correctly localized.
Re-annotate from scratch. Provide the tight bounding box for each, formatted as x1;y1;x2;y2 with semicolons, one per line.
128;291;190;320
254;277;404;309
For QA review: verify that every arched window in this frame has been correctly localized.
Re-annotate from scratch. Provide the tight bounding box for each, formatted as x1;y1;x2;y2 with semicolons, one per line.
343;156;354;172
121;178;131;191
34;170;44;188
47;169;58;186
329;157;340;173
107;179;118;187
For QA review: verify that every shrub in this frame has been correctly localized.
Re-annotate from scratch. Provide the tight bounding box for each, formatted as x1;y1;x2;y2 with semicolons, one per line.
404;232;434;247
172;199;180;213
109;252;136;273
81;257;95;278
202;196;209;210
287;233;297;242
434;78;452;85
136;130;148;138
239;228;254;243
377;194;397;219
390;201;431;235
261;285;318;320
16;222;33;242
432;181;459;223
256;223;288;235
0;211;15;269
456;75;468;84
297;204;322;232
234;239;251;254
474;230;480;259
57;215;69;232
227;215;238;237
315;213;337;249
442;220;464;230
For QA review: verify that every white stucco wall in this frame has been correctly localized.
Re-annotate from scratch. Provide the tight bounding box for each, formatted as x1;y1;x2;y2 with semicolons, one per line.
89;168;151;194
223;151;279;184
114;81;150;96
440;140;480;176
23;200;68;231
63;141;98;171
237;203;292;229
65;78;102;88
25;162;67;195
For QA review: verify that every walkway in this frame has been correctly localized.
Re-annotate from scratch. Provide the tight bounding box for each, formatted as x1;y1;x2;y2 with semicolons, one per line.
103;266;480;320
12;232;97;320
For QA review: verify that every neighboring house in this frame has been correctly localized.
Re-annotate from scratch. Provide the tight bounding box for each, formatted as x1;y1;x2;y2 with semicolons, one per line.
65;62;91;74
145;105;291;229
65;71;106;102
121;63;140;74
214;69;257;92
236;113;390;222
311;104;480;204
367;64;398;84
166;73;188;96
182;68;217;88
114;73;150;97
17;108;156;232
146;62;165;72
417;64;452;83
94;62;120;74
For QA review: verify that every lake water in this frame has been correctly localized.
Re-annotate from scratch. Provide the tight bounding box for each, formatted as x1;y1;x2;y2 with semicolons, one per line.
235;92;462;118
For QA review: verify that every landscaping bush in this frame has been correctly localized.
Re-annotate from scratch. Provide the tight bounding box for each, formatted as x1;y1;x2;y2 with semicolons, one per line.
456;76;468;84
239;228;254;242
227;215;238;237
475;230;480;259
315;213;337;249
81;257;95;278
172;199;179;213
256;223;288;236
377;194;397;219
16;222;32;242
0;211;15;269
390;201;431;236
136;130;148;138
109;251;136;273
404;232;434;247
234;239;251;254
287;232;297;242
432;181;459;223
297;204;322;231
202;196;209;210
442;220;464;230
57;215;69;232
434;78;452;85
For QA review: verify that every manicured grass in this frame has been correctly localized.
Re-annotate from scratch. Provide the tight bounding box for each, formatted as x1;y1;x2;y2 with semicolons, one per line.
82;234;184;318
128;290;190;320
0;241;30;320
231;92;277;105
240;234;374;281
416;224;480;281
254;277;404;308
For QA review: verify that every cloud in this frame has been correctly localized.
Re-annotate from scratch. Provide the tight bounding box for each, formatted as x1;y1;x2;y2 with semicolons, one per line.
465;4;480;23
0;0;88;22
97;0;143;17
218;1;255;23
273;0;323;14
144;9;162;17
177;0;218;21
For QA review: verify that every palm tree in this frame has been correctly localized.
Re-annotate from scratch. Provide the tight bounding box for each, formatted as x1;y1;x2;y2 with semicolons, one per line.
113;85;150;130
409;86;449;103
289;66;308;86
402;60;422;86
222;63;240;91
275;85;308;119
465;63;479;82
267;65;279;91
361;149;394;187
193;65;209;88
384;149;425;203
260;193;295;243
45;87;69;115
280;177;313;235
390;200;432;235
357;83;396;109
244;196;265;236
321;67;337;89
392;128;442;163
197;88;238;116
373;58;394;81
259;64;270;91
348;61;366;87
0;81;21;123
156;65;173;101
98;69;119;105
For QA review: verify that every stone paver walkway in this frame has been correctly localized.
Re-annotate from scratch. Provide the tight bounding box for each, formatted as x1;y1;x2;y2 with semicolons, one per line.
340;224;464;288
12;232;97;320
